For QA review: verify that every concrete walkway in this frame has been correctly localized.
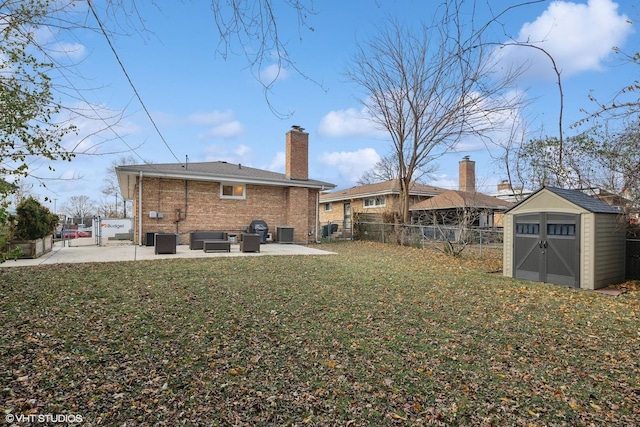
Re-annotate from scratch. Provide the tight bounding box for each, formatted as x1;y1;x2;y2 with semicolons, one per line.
0;238;335;268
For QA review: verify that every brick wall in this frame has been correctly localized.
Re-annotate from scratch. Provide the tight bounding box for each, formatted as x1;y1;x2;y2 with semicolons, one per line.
320;202;345;226
134;177;319;244
459;156;476;193
286;128;308;180
319;194;438;228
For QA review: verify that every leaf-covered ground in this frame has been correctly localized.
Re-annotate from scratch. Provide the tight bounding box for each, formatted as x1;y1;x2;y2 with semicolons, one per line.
1;241;639;426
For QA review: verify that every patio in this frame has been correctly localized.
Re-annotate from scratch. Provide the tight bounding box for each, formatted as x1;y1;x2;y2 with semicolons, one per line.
0;238;335;267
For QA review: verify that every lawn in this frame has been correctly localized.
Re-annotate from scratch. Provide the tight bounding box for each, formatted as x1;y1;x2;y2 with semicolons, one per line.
1;241;639;426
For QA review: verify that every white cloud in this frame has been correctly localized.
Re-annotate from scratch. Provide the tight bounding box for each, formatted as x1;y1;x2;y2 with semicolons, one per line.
60;103;140;155
499;0;633;79
187;110;234;125
260;64;290;83
35;27;86;60
318;148;381;185
264;151;286;173
198;121;244;139
318;108;384;137
202;144;253;163
55;41;86;59
429;174;458;191
234;144;251;157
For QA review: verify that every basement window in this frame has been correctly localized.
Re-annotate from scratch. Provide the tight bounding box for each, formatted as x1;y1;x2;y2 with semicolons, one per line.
364;196;386;208
220;183;246;200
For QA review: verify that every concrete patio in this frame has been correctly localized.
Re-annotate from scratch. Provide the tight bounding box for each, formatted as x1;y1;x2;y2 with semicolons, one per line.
0;238;335;268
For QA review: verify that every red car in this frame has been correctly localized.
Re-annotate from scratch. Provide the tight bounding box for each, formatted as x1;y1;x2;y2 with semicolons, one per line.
62;230;90;239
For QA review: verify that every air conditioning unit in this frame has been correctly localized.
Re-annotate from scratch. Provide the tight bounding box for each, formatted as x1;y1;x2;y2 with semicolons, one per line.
276;226;294;243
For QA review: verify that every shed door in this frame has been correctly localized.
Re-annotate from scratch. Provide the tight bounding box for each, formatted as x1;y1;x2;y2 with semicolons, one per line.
514;213;580;287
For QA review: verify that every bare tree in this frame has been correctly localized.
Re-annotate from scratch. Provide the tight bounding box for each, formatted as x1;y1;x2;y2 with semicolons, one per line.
96;194;117;218
346;8;523;224
412;191;508;256
210;0;320;117
102;155;138;218
357;154;399;185
583;120;640;211
577;46;639;126
357;152;437;186
63;195;96;224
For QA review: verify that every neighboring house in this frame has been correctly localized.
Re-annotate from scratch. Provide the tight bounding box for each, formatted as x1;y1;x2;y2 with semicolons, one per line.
116;126;335;245
492;179;534;203
410;190;514;228
410;156;513;228
318;179;445;237
580;187;633;211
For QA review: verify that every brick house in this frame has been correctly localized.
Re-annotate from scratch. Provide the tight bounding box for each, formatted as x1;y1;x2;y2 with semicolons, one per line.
116;127;335;245
319;179;445;237
410;190;514;228
410;157;513;227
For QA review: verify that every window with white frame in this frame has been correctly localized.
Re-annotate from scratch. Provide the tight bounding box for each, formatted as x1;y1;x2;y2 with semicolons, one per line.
220;183;246;199
324;202;332;211
363;196;386;208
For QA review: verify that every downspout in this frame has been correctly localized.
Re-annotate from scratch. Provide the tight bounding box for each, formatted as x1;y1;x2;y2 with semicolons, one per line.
316;187;322;243
138;171;143;246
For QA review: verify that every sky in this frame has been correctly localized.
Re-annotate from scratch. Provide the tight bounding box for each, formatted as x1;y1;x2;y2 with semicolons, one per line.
19;0;640;213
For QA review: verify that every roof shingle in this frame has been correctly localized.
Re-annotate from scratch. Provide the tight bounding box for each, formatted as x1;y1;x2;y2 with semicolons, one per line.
409;190;514;211
320;179;445;202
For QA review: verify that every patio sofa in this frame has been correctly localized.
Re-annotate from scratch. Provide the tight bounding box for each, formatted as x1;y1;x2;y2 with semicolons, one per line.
189;231;228;250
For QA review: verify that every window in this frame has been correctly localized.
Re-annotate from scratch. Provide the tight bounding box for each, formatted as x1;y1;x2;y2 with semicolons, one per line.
220;183;245;199
324;203;332;211
364;196;386;208
547;223;575;236
516;223;539;235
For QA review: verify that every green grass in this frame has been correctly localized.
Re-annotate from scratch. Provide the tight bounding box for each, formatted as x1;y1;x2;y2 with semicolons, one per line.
1;241;639;426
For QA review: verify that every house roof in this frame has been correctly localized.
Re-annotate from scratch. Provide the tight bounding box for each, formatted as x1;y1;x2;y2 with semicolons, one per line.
116;161;336;200
409;190;514;211
319;179;445;203
505;186;623;214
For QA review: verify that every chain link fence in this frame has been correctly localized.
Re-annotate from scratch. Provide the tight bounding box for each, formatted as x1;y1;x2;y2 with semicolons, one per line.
353;221;503;254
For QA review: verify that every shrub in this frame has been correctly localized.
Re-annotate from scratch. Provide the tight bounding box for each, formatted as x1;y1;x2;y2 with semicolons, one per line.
10;197;58;240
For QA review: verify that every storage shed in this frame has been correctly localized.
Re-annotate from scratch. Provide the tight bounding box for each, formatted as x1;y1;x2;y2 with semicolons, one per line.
503;187;625;290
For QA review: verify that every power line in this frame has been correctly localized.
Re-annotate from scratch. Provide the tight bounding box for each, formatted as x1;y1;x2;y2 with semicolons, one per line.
87;0;183;165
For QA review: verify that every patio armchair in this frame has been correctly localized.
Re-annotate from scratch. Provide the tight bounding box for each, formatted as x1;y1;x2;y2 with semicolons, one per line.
155;233;177;254
240;233;260;253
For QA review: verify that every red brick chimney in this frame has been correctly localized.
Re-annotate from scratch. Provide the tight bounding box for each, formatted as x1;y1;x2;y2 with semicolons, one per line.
497;179;512;192
286;125;308;180
459;156;475;193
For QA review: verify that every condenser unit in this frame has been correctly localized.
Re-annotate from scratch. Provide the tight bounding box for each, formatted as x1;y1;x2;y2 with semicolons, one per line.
276;226;294;243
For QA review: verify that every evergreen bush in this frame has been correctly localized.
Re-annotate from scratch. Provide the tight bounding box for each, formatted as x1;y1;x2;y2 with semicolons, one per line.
10;197;58;240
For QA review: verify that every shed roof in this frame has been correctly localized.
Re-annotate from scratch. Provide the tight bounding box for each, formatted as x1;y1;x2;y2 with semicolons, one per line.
116;161;335;200
409;190;514;211
506;186;623;214
320;179;445;203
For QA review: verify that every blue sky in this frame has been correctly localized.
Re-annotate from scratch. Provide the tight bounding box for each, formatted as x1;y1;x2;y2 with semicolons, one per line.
24;0;639;211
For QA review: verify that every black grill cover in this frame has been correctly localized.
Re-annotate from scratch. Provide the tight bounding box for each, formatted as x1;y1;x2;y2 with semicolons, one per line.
249;220;269;243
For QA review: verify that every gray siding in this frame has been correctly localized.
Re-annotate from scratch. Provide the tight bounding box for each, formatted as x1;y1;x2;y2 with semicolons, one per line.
593;214;626;289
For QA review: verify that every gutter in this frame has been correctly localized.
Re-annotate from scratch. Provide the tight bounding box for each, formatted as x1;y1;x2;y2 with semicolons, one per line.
117;169;335;191
316;189;321;243
138;171;143;246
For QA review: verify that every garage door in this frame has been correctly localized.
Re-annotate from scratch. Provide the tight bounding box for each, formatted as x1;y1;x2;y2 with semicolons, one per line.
514;213;580;287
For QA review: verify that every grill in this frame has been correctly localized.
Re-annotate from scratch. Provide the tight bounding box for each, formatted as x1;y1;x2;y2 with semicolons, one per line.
249;219;269;243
